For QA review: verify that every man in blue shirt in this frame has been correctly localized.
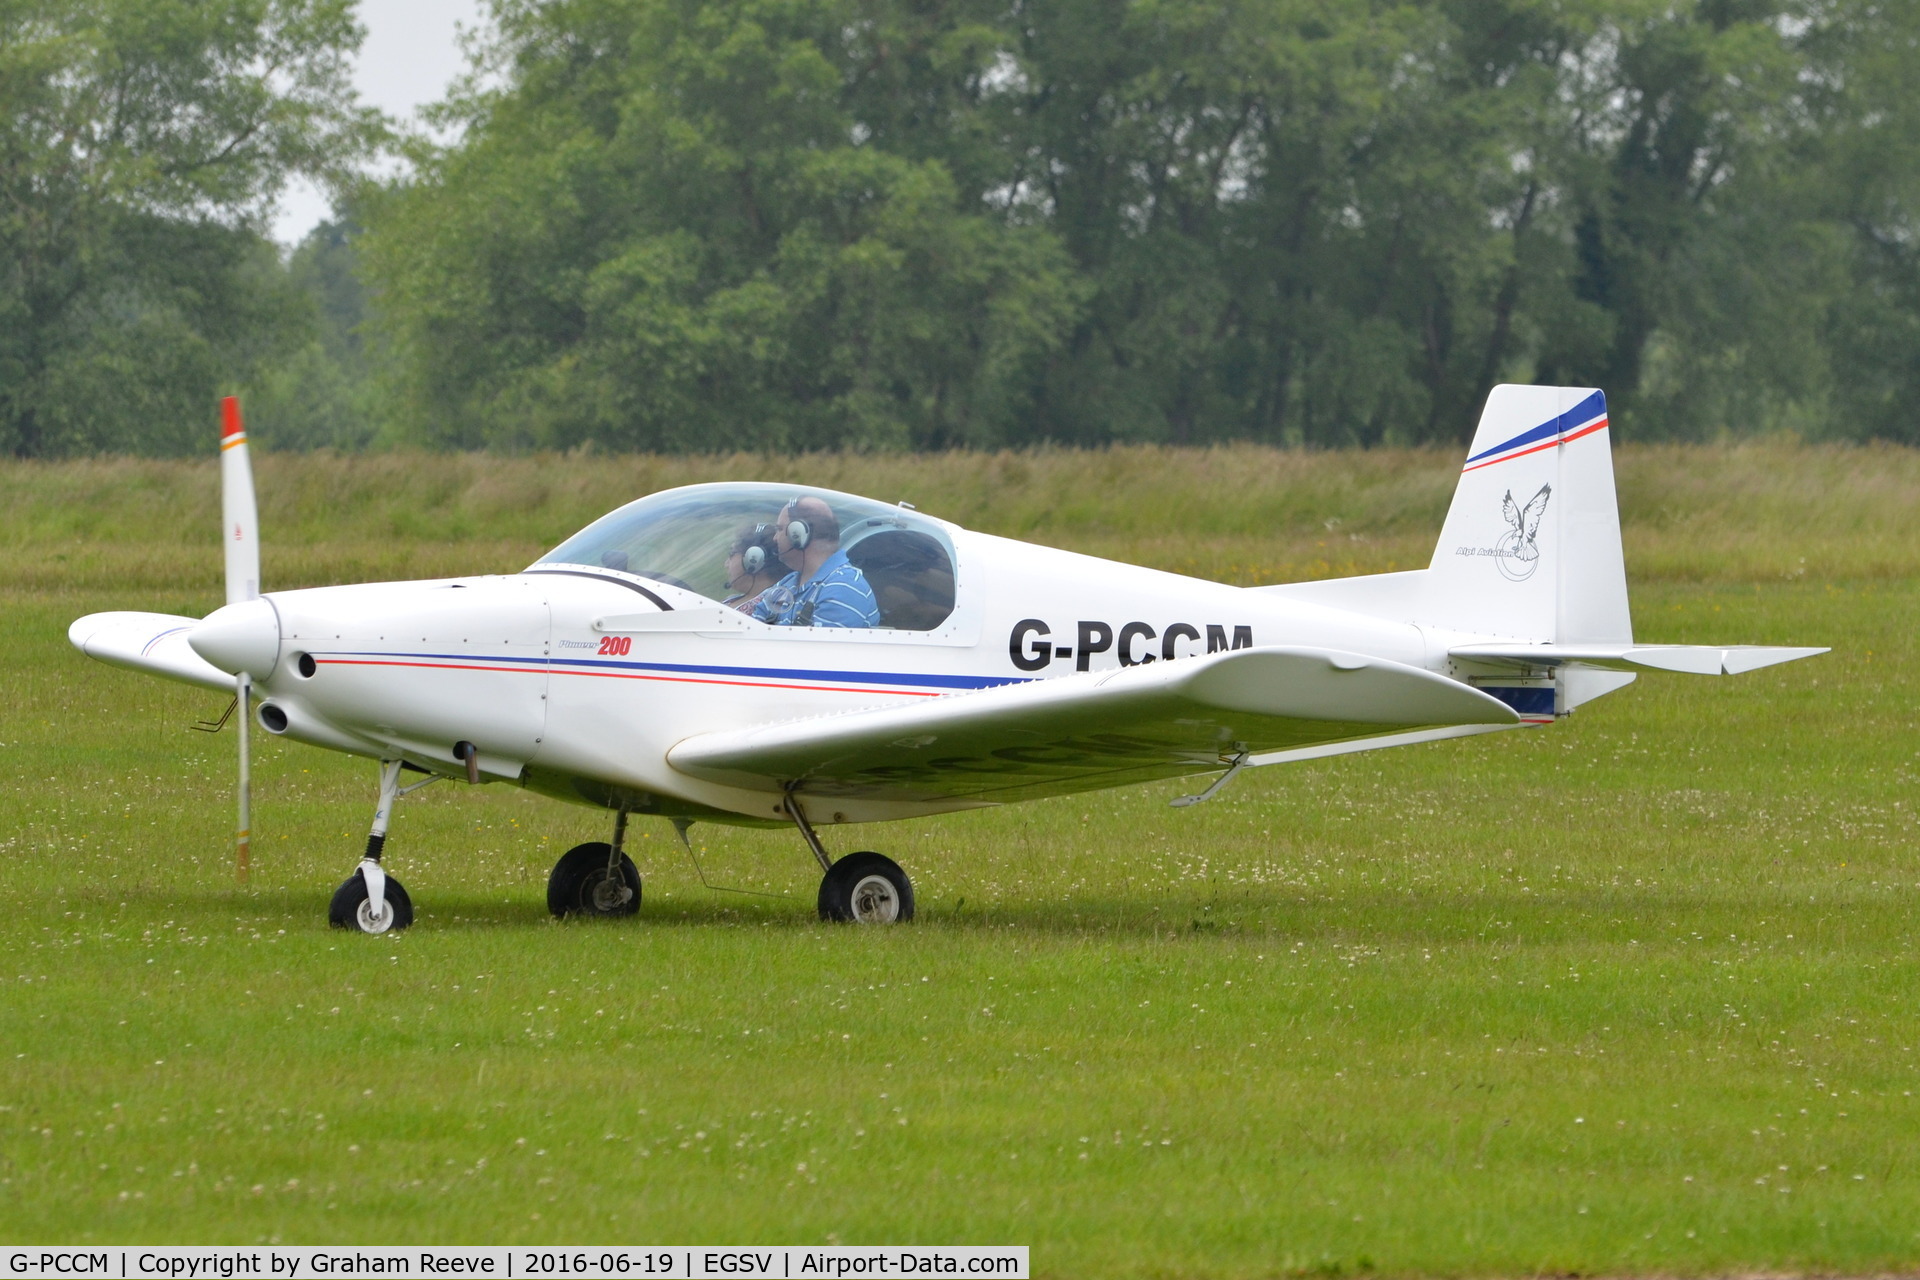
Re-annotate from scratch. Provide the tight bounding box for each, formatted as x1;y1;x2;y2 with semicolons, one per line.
752;496;881;628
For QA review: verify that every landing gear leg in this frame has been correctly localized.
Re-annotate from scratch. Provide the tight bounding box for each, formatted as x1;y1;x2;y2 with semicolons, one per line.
786;793;833;875
786;793;914;924
329;758;415;933
547;804;642;918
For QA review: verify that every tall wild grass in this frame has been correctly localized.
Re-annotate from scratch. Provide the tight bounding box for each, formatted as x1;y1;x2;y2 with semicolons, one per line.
6;442;1915;595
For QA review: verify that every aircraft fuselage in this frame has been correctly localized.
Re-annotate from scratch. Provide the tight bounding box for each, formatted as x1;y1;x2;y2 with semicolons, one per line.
247;529;1433;826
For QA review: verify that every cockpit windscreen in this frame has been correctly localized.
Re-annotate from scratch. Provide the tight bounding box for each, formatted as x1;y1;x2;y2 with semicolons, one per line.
531;483;957;630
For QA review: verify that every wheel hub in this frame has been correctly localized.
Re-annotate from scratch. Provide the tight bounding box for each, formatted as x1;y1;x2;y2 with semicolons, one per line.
355;898;394;934
849;874;900;923
588;871;634;913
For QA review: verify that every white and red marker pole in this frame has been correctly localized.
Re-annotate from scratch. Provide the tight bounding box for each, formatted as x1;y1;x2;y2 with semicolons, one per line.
219;397;260;882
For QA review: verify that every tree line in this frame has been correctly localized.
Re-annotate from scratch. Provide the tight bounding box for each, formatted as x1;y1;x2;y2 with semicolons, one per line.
6;0;1920;456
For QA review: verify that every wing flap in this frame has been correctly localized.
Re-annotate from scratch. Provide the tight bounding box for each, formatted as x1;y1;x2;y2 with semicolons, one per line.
669;645;1517;804
69;611;232;692
1449;642;1828;676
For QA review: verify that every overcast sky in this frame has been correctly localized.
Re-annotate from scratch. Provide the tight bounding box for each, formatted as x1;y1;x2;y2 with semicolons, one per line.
271;0;487;245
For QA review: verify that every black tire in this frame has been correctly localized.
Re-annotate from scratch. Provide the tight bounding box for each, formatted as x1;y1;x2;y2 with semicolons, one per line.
328;870;414;933
818;852;914;924
548;841;642;918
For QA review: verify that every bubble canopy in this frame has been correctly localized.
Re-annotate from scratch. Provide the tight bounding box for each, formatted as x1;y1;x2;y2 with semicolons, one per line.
531;483;958;630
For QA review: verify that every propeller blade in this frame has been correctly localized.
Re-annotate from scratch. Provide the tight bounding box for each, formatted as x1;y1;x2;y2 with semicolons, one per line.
219;396;260;881
220;396;259;605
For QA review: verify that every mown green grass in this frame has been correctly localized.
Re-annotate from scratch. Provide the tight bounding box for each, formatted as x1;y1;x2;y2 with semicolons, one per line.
2;446;1917;1272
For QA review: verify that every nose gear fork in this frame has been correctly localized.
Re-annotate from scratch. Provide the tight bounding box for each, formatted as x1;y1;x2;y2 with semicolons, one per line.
360;758;403;917
329;758;418;933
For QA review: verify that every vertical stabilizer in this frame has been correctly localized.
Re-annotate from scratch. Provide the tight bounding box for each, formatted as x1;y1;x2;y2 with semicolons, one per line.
1425;385;1629;644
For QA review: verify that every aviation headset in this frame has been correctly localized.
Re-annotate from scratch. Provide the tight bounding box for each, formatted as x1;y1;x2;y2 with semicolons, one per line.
781;499;811;553
739;523;778;576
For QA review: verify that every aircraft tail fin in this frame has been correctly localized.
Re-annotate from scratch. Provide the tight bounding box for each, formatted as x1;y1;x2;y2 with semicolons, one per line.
1266;385;1628;645
1424;384;1627;643
1259;385;1826;715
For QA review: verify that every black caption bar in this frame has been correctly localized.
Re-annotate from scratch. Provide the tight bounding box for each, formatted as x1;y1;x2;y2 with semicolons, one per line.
2;1249;1027;1280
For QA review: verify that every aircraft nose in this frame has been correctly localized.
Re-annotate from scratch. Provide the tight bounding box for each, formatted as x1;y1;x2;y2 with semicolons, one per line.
188;597;282;678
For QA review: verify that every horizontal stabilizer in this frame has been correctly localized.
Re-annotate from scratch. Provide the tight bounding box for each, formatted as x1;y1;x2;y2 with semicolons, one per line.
670;645;1518;805
1449;642;1828;676
69;611;232;692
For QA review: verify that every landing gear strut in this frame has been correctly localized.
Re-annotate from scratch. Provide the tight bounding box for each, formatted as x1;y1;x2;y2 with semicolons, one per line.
548;805;642;918
329;758;418;933
786;794;914;924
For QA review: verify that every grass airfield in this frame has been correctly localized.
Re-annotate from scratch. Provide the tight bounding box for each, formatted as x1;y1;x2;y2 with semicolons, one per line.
1;445;1917;1272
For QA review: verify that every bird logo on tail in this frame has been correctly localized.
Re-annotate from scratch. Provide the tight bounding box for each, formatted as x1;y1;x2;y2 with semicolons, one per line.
1494;484;1551;581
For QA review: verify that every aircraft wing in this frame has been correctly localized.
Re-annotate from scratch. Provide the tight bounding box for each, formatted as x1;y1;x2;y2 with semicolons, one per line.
1449;642;1828;675
668;646;1519;804
68;611;232;692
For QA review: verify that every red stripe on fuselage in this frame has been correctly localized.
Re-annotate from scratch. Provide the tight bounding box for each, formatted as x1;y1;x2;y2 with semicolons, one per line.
315;657;944;698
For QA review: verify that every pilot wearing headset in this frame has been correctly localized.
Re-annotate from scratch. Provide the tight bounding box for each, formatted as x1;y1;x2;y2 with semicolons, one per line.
722;523;783;613
752;495;881;628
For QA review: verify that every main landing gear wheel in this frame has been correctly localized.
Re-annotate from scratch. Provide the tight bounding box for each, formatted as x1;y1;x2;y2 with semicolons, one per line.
818;852;914;924
548;841;642;918
329;871;414;934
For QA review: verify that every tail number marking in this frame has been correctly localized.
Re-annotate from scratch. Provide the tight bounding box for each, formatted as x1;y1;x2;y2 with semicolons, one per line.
1010;619;1251;672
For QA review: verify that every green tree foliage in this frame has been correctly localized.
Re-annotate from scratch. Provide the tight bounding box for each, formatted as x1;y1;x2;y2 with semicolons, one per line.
364;0;1086;450
242;216;379;449
1802;2;1920;444
12;0;1920;453
0;0;376;456
377;0;1920;448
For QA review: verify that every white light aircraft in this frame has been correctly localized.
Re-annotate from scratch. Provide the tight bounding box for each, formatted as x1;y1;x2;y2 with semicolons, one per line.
69;387;1824;932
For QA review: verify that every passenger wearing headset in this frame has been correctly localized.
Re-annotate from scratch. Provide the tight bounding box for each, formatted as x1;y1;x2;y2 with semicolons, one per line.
721;523;783;613
752;495;881;628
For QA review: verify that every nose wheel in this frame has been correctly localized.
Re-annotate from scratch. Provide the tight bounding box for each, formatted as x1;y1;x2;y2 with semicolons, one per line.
330;758;421;934
329;868;414;933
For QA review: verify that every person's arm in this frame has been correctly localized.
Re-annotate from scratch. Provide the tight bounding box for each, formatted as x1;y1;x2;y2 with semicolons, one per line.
751;573;799;623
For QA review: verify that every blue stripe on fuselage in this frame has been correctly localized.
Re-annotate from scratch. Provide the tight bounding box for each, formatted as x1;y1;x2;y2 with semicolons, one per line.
320;649;1028;692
